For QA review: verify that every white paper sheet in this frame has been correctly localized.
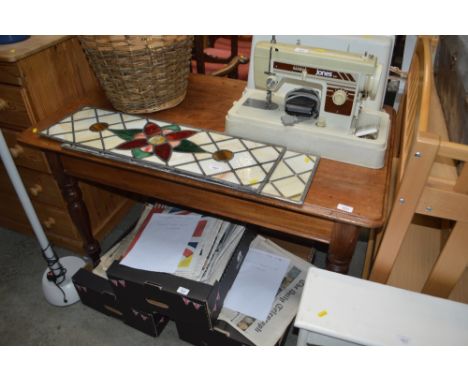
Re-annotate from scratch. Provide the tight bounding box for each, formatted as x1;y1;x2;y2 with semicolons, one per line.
120;213;201;273
223;248;290;321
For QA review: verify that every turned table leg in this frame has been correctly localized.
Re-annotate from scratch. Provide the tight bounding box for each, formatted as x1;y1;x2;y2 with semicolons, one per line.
326;222;360;274
46;152;101;264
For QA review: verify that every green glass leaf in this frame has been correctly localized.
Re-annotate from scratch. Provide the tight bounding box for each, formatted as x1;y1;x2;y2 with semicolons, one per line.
132;148;153;159
161;124;181;132
109;129;143;141
174;139;207;153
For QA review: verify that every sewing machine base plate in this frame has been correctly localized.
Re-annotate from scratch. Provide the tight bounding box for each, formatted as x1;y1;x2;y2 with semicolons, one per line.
226;90;390;169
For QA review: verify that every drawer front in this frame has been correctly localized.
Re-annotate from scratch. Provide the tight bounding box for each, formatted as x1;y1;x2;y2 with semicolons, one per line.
1;128;50;173
0;190;80;241
0;83;35;127
0;62;23;85
18;167;64;207
35;202;80;240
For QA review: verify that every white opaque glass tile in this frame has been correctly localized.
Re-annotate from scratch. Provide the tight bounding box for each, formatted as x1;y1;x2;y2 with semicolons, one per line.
196;143;217;153
283;150;300;159
273;176;305;199
112;148;136;158
235;166;266;186
260;183;280;197
98;113;124;125
176;161;204;175
270;161;294;181
229;151;257;169
101;135;126;150
300;173;311;183
123;119;148;130
261;162;274;173
47;122;73;136
73;109;97;120
251;146;281;163
189;132;212;146
243;140;266;149
194;152;214;160
168;151;196;166
97;109;115;116
209;132;231;142
74;128;113;143
122;113;143;122
216;138;246;153
285;154;317;174
80;139;105;150
73;118;98;131
199;158;232;175
212;171;240;184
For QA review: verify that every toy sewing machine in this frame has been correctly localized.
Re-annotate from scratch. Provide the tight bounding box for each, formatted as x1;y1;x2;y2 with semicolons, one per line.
226;37;392;168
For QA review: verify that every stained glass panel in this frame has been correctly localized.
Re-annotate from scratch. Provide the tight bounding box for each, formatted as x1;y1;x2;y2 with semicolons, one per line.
40;107;320;204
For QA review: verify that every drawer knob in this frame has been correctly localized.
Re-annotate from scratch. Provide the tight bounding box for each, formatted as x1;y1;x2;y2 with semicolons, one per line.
0;98;9;111
9;144;24;158
43;217;56;229
29;184;43;196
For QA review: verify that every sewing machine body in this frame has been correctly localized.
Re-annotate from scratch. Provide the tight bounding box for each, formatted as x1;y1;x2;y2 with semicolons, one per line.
226;36;393;169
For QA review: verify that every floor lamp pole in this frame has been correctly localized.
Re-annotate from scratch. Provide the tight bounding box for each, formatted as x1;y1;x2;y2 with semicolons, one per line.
0;129;84;306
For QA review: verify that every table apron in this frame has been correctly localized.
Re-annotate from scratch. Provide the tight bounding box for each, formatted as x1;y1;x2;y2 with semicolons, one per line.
60;154;334;244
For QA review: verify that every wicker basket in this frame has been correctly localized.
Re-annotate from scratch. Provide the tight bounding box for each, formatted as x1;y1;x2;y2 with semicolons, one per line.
79;35;194;114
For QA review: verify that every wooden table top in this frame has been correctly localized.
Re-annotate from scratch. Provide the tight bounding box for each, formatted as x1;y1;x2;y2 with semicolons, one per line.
19;74;395;236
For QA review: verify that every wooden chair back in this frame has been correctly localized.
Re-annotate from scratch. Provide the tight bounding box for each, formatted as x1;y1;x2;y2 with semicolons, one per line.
191;36;249;79
369;37;468;299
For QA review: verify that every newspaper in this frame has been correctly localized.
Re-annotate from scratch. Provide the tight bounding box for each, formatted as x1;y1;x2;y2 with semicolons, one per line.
92;203;155;279
93;203;244;285
217;235;312;346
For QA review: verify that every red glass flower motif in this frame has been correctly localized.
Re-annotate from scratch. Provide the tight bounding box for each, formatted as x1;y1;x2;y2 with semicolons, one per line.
113;122;200;162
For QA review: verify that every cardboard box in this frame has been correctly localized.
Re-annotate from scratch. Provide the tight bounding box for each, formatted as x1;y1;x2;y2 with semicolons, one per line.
107;229;256;331
73;266;124;319
175;320;252;346
72;267;168;337
124;306;169;337
175;319;291;346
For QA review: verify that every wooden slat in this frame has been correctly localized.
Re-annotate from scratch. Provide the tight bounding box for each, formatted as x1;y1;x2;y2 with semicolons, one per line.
454;165;468;194
370;137;439;283
427;82;458;183
416;186;468;223
423;221;468;297
438;141;468;162
387;215;442;291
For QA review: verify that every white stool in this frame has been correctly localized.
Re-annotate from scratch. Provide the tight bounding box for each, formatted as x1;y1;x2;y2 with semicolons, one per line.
295;267;468;345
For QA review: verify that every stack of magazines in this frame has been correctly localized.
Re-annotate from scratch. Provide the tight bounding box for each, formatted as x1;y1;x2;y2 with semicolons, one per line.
93;203;245;286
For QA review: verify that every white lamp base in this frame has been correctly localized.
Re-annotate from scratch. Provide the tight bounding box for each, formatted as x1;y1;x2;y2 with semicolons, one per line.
41;256;86;307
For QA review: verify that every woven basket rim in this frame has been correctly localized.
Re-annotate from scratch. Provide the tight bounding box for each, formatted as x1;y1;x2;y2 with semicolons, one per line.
79;35;194;114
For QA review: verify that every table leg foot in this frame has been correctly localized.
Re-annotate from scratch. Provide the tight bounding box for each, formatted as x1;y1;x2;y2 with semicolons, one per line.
326;223;360;274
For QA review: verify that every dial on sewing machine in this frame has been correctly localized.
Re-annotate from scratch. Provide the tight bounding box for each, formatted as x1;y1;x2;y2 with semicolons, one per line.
226;38;391;169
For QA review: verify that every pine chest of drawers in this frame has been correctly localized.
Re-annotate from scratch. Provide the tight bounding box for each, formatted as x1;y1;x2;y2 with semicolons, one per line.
0;36;133;253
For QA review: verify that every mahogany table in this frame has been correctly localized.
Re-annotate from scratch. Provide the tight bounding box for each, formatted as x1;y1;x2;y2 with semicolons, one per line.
19;74;395;274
